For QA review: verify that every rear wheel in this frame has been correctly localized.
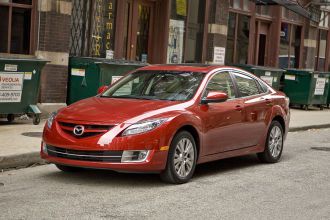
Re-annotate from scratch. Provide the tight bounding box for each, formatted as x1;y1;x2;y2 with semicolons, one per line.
160;131;197;184
55;164;83;172
33;114;41;125
258;121;284;163
7;114;15;123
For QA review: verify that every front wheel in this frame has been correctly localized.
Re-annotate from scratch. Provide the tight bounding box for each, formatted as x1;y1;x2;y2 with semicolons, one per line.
258;121;284;163
160;131;197;184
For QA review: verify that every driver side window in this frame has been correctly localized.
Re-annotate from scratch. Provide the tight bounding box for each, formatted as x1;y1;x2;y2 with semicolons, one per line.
205;72;236;99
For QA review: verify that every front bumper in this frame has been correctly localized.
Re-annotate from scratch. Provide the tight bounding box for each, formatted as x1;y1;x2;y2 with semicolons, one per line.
40;145;168;172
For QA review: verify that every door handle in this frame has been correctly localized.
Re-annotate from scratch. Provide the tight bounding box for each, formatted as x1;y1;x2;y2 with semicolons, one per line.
235;105;243;111
261;97;273;105
265;98;273;106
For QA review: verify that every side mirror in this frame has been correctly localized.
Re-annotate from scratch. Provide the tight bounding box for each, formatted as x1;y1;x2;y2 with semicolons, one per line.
201;91;228;104
97;85;108;94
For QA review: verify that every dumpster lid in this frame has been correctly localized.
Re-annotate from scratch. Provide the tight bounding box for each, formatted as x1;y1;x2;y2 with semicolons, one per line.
0;57;49;63
251;67;284;72
231;64;284;71
285;68;314;75
70;56;147;66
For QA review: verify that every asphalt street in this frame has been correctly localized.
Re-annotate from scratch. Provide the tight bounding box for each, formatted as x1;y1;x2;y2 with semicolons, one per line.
0;129;329;220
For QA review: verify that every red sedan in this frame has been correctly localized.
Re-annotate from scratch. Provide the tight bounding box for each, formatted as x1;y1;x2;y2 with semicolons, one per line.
41;65;290;184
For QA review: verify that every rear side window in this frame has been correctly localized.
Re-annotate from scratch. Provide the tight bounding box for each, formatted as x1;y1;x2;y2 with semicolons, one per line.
232;72;261;97
258;80;269;93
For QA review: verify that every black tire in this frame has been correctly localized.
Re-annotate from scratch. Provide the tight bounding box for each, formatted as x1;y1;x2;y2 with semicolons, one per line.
7;114;15;123
33;114;40;125
55;164;83;172
160;131;197;184
258;121;284;163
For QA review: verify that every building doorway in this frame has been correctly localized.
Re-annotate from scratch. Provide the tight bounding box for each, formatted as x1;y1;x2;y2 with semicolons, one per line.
255;21;270;66
123;0;155;62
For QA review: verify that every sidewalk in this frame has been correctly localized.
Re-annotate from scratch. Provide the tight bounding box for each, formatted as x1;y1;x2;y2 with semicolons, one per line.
1;108;330;170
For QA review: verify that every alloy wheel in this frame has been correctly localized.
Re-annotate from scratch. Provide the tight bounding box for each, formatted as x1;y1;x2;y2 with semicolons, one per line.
173;138;195;178
268;125;283;158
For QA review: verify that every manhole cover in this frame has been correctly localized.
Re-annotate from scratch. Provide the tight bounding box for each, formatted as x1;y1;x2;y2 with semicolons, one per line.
311;147;330;152
21;132;42;138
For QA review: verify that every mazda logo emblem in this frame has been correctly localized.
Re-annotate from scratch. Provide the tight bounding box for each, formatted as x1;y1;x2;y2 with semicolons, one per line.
73;125;84;136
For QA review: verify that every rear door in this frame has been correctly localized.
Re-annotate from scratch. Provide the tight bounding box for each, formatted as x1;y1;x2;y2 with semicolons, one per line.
231;71;272;148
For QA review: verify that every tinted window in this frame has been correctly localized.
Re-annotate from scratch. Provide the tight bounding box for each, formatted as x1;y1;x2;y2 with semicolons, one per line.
258;80;269;93
102;71;205;101
205;72;236;99
233;72;261;97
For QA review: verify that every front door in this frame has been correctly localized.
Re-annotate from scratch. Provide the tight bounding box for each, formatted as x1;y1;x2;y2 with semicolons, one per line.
123;0;155;62
201;71;245;155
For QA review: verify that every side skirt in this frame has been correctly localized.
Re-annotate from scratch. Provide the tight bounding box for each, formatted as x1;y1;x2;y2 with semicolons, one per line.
197;145;263;164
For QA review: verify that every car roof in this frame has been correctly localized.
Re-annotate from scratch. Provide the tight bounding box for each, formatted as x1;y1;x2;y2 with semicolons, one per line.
138;64;234;73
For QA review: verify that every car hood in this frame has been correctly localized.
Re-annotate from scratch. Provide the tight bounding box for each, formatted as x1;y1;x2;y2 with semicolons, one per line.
56;97;185;124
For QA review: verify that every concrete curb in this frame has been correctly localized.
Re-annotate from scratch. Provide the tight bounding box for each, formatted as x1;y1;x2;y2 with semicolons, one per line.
0;152;46;171
1;124;330;171
289;124;330;132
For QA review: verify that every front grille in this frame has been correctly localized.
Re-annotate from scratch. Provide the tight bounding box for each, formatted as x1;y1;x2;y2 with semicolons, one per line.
47;145;123;162
58;121;114;138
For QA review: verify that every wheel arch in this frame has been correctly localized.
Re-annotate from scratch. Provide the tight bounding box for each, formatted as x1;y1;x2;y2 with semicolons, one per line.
272;115;286;133
175;125;201;158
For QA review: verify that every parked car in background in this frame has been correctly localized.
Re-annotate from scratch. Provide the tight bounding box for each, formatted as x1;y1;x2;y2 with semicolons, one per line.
41;64;290;184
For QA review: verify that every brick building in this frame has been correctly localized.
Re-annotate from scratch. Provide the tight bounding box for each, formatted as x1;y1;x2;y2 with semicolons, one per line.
0;0;329;105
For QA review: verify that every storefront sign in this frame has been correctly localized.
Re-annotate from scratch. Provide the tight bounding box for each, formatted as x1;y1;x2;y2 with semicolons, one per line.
0;73;24;103
213;47;226;65
92;0;116;57
71;68;86;77
141;54;148;63
167;19;185;64
314;78;326;95
4;64;18;72
176;0;187;16
106;50;114;59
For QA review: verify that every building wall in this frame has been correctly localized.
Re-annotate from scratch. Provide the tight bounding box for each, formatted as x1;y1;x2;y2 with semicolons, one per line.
206;0;229;63
36;0;72;103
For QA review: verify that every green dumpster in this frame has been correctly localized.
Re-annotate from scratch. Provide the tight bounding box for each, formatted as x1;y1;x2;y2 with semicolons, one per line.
283;69;329;110
232;64;285;90
0;58;48;124
67;57;147;105
322;72;330;108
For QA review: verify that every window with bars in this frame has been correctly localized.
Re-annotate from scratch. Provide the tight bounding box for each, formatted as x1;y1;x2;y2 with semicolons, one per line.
0;0;34;54
70;0;116;57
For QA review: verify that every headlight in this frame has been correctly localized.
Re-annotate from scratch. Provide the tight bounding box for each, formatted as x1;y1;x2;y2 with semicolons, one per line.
47;111;57;129
122;118;168;136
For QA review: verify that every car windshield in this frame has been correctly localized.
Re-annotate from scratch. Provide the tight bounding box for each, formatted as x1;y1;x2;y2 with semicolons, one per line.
101;70;205;101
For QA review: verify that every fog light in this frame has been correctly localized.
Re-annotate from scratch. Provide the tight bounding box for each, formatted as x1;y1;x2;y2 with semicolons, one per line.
121;150;149;163
42;142;47;155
